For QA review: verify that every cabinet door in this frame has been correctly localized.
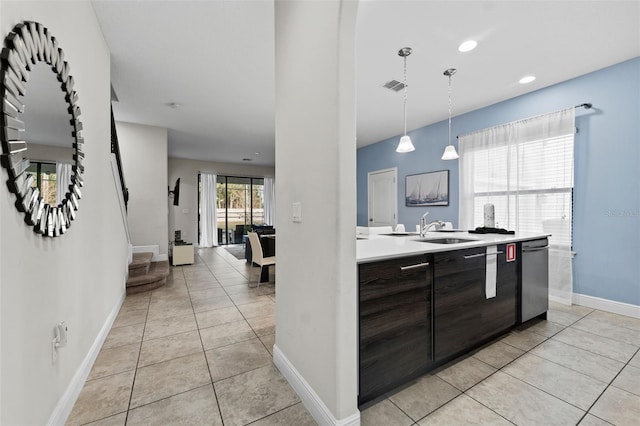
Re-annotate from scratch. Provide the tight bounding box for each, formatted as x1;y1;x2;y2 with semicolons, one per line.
434;245;518;362
359;254;432;404
484;244;517;334
433;247;486;361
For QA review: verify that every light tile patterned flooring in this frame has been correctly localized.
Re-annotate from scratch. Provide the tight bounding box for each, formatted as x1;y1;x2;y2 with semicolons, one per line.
67;246;314;426
68;246;640;425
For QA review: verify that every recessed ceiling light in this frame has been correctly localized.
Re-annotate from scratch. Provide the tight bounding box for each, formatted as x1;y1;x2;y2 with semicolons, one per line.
254;152;260;155
458;40;477;53
519;75;536;84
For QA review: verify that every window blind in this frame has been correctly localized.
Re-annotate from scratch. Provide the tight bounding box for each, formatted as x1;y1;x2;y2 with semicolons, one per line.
470;134;574;247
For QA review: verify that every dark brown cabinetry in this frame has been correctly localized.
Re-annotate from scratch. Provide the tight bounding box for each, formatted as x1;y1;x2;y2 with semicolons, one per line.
433;244;517;361
358;254;432;405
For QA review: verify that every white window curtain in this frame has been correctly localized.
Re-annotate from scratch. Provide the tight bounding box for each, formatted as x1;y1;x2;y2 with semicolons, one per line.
55;162;73;206
459;108;575;304
264;177;275;226
200;172;218;247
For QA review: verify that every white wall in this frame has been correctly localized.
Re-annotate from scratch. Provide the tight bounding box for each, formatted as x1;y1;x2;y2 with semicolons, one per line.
27;143;75;164
168;157;274;246
274;1;359;423
116;122;169;255
0;2;129;424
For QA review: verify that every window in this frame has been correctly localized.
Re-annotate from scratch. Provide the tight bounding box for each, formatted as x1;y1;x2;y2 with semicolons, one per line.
26;161;57;205
198;175;264;245
469;134;574;248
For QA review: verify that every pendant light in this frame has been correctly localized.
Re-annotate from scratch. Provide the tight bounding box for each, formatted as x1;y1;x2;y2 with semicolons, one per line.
396;47;415;153
441;68;459;160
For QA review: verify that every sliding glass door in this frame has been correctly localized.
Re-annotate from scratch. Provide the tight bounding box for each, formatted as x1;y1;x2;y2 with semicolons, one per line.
214;176;264;245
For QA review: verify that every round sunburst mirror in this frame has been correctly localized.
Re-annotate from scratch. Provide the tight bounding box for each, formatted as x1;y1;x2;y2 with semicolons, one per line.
1;21;84;237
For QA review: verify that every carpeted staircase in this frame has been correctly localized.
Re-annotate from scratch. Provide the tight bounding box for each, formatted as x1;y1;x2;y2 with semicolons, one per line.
126;252;170;294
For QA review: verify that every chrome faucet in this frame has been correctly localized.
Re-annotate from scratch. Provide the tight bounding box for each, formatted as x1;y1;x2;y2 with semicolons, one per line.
419;211;430;237
420;211;445;237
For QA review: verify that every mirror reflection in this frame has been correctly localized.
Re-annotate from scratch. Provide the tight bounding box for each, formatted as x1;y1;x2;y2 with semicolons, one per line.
22;63;76;207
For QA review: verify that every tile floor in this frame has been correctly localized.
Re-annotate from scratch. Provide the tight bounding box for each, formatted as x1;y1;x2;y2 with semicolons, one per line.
67;246;314;426
68;247;640;425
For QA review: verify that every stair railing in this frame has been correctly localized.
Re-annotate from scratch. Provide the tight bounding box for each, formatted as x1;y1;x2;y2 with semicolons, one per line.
110;106;132;264
111;106;129;209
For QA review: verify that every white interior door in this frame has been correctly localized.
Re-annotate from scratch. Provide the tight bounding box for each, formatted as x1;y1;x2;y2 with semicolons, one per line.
368;168;397;227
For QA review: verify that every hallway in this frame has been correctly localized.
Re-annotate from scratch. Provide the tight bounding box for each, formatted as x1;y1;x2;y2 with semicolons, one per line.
67;247;314;425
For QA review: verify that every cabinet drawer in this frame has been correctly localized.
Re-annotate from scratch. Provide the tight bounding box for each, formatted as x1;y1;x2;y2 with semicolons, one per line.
359;255;431;302
360;289;428;342
359;326;430;403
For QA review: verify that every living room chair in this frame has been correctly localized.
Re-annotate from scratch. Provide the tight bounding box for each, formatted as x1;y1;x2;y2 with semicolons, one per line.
247;232;276;289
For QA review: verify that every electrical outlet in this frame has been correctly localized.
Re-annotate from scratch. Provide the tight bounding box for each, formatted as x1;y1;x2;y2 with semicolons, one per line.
51;321;68;365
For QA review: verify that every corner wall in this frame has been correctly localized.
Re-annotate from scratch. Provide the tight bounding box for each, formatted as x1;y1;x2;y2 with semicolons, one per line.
275;1;359;423
116;121;169;256
0;2;129;424
357;57;640;307
167;157;274;246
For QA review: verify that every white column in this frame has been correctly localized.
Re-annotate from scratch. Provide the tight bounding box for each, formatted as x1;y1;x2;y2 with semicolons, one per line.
274;0;359;424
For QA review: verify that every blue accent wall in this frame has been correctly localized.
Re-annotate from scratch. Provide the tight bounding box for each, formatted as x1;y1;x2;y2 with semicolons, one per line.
357;57;640;306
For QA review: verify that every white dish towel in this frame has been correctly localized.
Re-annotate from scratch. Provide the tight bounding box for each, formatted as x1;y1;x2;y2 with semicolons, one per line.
485;245;498;299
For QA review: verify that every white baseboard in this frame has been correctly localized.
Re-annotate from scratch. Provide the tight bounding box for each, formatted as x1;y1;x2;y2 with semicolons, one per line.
273;345;360;426
573;293;640;319
549;295;571;306
132;245;167;262
127;243;133;266
47;289;126;426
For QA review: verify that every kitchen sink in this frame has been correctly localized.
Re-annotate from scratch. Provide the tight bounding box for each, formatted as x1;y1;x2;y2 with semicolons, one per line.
416;238;478;244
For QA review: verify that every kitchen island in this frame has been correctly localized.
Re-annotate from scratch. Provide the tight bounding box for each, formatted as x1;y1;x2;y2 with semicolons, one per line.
356;231;549;405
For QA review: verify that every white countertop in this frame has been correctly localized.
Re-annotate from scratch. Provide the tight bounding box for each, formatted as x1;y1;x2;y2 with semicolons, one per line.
356;231;550;263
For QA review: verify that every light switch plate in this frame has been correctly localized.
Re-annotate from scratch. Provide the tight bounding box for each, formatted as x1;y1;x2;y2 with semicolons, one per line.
292;202;302;223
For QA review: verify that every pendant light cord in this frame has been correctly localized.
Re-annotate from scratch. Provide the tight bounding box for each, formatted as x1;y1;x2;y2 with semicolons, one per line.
403;55;408;137
447;73;452;145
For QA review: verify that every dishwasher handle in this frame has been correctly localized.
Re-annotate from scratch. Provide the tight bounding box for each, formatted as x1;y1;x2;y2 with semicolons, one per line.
463;251;503;259
522;245;549;252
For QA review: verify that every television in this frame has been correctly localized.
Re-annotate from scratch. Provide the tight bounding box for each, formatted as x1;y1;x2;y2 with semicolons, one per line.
170;178;180;206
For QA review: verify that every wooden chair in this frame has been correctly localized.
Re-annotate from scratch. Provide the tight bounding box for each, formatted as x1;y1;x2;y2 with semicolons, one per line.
247;232;275;289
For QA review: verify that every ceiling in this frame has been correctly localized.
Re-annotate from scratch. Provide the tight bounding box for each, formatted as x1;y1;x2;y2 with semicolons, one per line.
91;1;640;167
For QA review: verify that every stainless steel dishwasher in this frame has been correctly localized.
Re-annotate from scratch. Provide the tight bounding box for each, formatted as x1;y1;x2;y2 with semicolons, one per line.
521;238;549;322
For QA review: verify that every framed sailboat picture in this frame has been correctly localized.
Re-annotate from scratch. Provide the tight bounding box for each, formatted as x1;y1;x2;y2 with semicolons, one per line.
405;170;449;206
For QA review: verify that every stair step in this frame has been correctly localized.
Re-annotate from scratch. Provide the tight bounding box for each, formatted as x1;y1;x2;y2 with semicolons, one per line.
126;260;170;294
129;252;153;277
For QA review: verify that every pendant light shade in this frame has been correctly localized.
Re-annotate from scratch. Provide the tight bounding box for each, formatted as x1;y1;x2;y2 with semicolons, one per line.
396;135;415;153
441;145;459;160
441;68;459;160
396;47;415;153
